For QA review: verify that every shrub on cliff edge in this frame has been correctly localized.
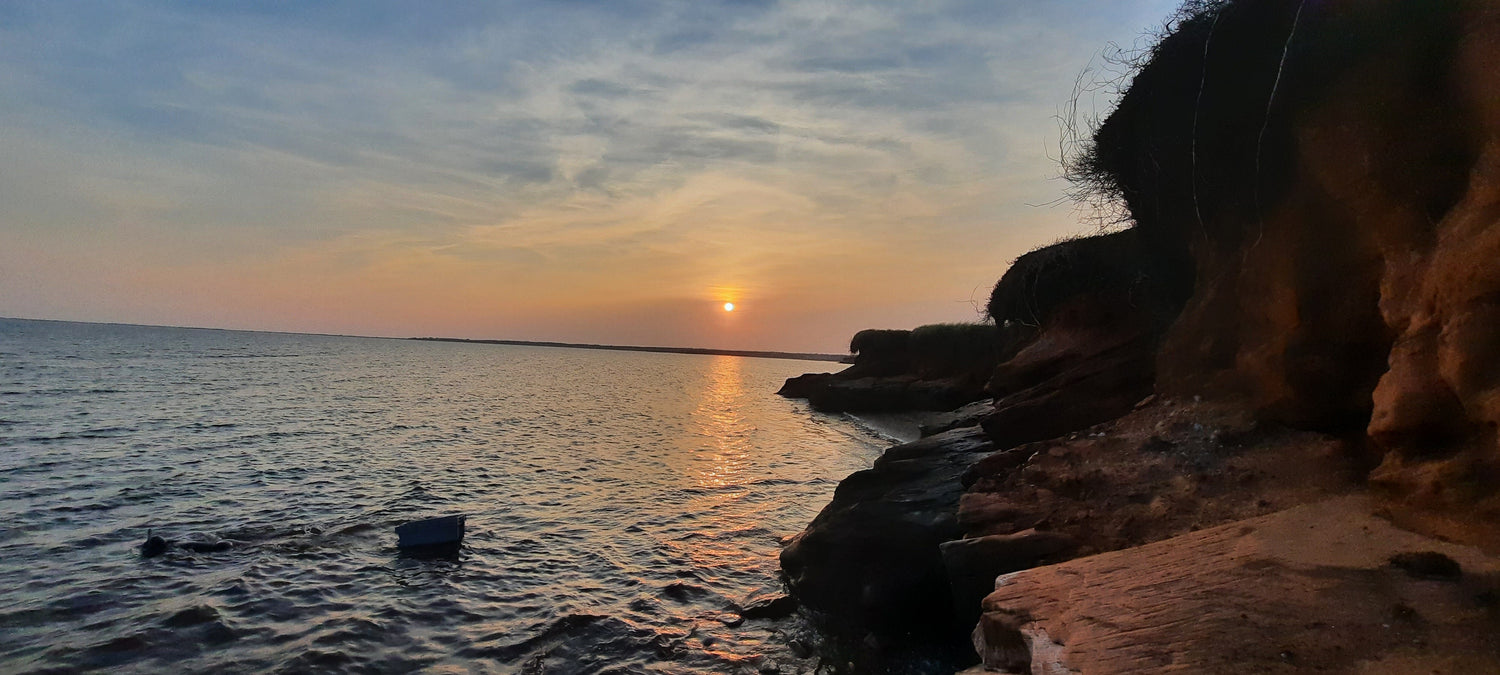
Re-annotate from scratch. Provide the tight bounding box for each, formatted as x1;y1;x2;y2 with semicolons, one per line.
849;328;911;361
986;229;1191;331
909;323;1004;378
1071;0;1465;246
844;323;1010;381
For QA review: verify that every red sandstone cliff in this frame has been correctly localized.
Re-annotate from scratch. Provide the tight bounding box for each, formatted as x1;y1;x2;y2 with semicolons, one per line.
1090;0;1500;550
780;0;1500;671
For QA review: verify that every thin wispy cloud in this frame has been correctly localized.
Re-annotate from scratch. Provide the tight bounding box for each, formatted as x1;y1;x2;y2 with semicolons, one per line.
0;0;1182;351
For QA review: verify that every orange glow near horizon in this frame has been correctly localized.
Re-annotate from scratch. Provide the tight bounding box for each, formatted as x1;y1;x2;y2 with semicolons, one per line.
0;2;1185;355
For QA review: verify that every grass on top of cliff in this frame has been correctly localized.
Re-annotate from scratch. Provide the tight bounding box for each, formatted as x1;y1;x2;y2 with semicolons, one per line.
849;323;1009;378
848;328;910;360
987;229;1190;331
911;323;1007;375
987;232;1132;328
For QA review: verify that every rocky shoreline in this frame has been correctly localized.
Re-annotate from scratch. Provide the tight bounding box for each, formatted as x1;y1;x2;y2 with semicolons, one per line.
775;1;1500;671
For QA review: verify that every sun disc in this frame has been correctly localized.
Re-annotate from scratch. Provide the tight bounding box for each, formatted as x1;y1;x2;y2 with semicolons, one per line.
723;302;735;312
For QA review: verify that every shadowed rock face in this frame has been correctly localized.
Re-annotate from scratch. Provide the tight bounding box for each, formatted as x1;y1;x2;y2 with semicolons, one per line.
1079;0;1500;548
1359;11;1500;544
778;427;996;640
777;324;1026;413
776;232;1194;644
976;227;1193;453
980;294;1159;450
784;374;989;414
960;400;1367;563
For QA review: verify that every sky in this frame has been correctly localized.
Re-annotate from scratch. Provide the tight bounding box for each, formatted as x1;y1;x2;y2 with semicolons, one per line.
0;0;1183;353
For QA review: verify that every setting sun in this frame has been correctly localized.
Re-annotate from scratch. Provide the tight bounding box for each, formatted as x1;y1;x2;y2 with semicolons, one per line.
723;302;735;312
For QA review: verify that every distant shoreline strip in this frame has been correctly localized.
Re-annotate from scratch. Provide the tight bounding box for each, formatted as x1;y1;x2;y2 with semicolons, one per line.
409;337;848;363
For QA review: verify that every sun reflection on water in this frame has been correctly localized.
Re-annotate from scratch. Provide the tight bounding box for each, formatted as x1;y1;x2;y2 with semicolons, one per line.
662;355;771;582
690;356;750;489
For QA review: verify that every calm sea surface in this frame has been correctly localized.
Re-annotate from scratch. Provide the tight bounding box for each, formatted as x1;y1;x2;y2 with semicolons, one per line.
0;319;888;674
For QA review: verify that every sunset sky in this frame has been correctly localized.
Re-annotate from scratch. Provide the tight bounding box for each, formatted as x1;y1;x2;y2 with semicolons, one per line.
1;1;1183;353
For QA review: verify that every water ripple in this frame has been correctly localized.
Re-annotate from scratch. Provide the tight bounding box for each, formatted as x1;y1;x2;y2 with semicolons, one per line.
0;319;887;673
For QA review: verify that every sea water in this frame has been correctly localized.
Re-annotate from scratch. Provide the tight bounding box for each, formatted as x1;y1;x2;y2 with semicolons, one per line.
0;318;888;673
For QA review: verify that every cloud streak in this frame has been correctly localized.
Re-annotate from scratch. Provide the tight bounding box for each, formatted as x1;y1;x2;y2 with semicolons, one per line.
0;0;1184;351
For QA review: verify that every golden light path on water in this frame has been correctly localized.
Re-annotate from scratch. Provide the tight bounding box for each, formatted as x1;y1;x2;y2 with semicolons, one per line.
693;356;750;491
682;355;763;666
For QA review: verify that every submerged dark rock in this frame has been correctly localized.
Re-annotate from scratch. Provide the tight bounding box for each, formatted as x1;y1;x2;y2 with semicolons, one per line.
140;533;233;557
162;605;221;628
178;540;234;554
737;592;797;620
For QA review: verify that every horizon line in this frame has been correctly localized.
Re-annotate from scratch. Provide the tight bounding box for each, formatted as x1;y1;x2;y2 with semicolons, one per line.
1;316;850;363
410;336;848;363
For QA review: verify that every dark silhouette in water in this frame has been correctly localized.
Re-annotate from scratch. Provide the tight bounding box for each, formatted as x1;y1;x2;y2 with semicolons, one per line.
140;533;168;558
139;531;234;558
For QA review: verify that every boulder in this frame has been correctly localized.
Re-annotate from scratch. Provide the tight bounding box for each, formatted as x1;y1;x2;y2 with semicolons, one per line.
737;592;798;621
779;427;996;637
776;372;834;399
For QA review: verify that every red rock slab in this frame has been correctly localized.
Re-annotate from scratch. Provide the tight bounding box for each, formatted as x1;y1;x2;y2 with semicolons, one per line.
972;496;1500;674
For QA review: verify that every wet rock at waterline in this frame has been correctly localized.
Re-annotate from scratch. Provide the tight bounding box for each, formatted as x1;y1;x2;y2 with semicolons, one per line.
779;427;996;636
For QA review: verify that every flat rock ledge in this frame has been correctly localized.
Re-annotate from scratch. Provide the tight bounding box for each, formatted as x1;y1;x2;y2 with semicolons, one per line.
969;496;1500;674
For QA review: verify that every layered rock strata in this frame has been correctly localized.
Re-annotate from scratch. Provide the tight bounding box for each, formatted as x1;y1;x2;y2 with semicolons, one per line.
970;497;1500;674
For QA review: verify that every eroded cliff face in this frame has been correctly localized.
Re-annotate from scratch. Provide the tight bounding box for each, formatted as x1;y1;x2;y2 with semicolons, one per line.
779;1;1500;668
1116;0;1500;549
961;2;1500;669
1364;8;1500;549
990;0;1500;552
